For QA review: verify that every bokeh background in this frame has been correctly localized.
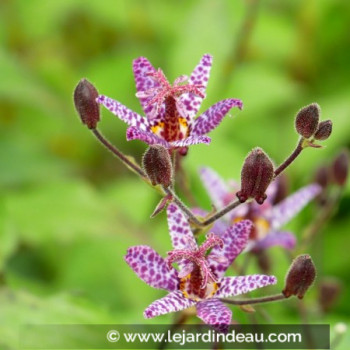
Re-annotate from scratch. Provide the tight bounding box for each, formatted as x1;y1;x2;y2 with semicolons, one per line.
0;0;349;349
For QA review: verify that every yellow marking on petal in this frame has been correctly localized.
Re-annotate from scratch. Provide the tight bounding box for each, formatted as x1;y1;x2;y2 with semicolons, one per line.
151;122;165;136
207;282;219;299
255;217;270;239
180;274;219;301
178;117;189;138
233;217;244;223
178;117;188;127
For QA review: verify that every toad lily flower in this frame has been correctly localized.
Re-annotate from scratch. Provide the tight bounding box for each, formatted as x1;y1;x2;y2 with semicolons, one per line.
125;203;276;326
97;54;243;149
199;167;322;252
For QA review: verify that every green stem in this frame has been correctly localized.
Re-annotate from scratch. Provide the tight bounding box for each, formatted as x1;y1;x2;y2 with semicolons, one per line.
91;128;146;179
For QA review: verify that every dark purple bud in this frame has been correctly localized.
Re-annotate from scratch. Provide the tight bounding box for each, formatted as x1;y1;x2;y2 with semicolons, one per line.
314;120;332;141
295;103;320;138
318;278;342;313
332;150;349;186
142;146;173;187
236;148;274;205
283;254;316;299
73;78;100;129
314;165;330;189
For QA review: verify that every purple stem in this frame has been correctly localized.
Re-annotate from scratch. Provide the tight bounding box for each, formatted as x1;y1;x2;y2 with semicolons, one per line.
221;293;286;306
274;138;303;177
91;128;146;178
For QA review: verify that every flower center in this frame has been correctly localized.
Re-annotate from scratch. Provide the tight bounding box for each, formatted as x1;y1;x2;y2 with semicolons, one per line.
137;68;205;142
166;233;223;301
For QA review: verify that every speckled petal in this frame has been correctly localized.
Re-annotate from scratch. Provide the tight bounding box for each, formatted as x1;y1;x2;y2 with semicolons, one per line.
269;184;322;230
216;275;277;298
253;231;296;251
96;95;149;131
265;181;278;204
179;54;212;119
170;135;211;147
125;245;178;291
144;291;195;318
191;99;243;137
167;204;197;250
208;220;252;278
196;298;232;326
199;167;231;209
126;127;170;147
132;57;163;117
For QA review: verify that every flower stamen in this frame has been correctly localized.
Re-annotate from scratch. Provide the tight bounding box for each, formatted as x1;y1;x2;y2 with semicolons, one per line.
136;68;206;120
166;233;224;293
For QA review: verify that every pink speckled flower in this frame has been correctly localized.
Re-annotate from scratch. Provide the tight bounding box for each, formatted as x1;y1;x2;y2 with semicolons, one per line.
124;203;276;326
97;54;242;149
199;167;322;252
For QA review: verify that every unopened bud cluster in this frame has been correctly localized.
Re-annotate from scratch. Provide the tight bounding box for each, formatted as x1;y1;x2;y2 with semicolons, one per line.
295;103;332;144
236;148;274;205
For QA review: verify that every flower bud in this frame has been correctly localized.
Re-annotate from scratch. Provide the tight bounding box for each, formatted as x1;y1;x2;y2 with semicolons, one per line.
295;103;320;138
314;120;332;141
236;148;274;205
142;146;173;187
332;150;349;186
318;278;341;313
314;166;330;189
73;78;100;129
282;254;316;299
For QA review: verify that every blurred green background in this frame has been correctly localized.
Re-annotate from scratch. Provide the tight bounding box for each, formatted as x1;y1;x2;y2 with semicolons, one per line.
0;0;349;349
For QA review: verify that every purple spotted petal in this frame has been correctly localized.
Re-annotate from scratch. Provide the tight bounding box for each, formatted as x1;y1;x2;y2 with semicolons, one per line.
269;184;322;230
96;95;150;131
132;57;162;118
191;99;243;137
170;135;211;147
144;291;195;318
167;204;197;250
196;298;232;326
265;181;278;204
208;220;252;278
199;167;231;209
125;245;178;291
216;275;277;298
179;54;212;119
126;127;170;147
252;231;296;251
